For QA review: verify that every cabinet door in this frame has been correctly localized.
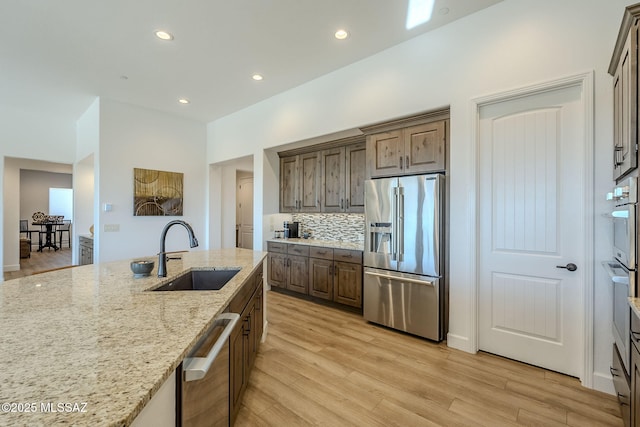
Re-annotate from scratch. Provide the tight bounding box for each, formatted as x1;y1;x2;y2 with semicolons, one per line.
246;303;257;370
229;321;245;425
333;261;362;308
403;121;446;174
268;253;287;288
280;156;298;212
309;258;333;300
254;285;264;353
321;147;346;212
287;255;309;294
366;130;403;178
299;152;321;212
614;26;638;182
345;143;366;213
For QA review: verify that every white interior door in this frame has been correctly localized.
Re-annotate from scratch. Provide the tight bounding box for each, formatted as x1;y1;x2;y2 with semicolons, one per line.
478;83;584;377
236;177;254;249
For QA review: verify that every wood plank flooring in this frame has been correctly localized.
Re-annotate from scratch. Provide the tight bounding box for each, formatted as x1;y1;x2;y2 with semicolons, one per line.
3;246;72;281
236;290;623;426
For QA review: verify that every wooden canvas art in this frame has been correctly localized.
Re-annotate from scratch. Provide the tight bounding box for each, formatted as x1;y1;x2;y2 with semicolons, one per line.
134;168;183;216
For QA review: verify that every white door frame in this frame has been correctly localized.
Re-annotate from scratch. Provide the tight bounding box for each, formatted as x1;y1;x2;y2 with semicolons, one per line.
469;71;595;387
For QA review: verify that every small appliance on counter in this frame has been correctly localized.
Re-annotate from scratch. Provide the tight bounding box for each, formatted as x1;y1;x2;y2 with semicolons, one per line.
283;221;300;238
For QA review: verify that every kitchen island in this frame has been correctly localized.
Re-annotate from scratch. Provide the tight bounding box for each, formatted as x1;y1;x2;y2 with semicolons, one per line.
0;248;266;426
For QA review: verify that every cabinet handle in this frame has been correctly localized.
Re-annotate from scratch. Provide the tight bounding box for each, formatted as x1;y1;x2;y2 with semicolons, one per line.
329;265;333;275
406;155;409;169
334;265;338;276
341;199;344;209
614;145;624;167
610;366;618;377
183;313;240;382
346;199;349;209
243;313;251;335
399;157;403;169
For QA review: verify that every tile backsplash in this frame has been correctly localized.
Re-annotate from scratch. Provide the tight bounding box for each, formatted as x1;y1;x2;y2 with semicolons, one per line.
292;213;364;242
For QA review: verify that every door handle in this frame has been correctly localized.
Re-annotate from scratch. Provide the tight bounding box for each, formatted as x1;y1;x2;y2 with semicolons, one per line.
556;263;577;272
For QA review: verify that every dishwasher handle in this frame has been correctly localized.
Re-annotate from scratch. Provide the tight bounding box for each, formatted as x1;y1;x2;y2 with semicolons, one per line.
183;312;240;382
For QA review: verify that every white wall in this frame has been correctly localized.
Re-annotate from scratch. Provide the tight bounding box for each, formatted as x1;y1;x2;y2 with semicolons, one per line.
75;99;99;264
20;170;72;220
97;99;207;262
206;0;626;392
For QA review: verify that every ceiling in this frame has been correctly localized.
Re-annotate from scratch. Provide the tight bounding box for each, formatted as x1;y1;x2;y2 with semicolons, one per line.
0;0;503;124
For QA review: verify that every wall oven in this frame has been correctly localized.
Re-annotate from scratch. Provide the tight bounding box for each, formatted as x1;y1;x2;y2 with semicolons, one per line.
606;177;637;424
610;176;637;276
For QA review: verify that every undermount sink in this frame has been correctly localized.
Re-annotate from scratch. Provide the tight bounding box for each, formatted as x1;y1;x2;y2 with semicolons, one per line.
151;269;240;291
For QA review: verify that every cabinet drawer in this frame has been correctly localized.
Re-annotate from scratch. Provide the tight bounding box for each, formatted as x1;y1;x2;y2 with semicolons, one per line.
267;241;287;254
334;249;362;264
309;247;333;260
229;268;260;314
287;244;310;257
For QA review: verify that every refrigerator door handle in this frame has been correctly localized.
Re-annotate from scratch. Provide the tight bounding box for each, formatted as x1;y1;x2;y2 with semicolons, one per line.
364;270;435;287
398;187;404;262
391;187;398;261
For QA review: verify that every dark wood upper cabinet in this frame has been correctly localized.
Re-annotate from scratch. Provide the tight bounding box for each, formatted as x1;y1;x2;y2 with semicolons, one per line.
366;120;446;178
279;138;365;214
279;152;321;213
610;5;639;182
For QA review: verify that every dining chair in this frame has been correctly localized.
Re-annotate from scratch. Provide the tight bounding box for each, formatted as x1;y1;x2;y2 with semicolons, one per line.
19;220;39;250
57;220;72;249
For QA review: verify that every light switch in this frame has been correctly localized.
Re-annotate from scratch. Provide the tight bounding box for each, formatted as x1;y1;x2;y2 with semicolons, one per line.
104;203;113;212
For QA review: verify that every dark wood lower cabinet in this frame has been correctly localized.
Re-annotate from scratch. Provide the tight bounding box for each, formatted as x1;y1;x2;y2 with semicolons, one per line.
229;264;263;425
287;255;309;294
632;342;640;427
268;242;363;310
309;258;333;300
333;261;362;308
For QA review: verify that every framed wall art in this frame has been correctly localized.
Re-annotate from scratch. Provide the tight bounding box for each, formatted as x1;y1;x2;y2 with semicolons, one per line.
133;168;183;216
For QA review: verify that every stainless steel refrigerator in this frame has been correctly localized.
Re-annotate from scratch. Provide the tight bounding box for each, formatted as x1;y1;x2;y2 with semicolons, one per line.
363;173;445;341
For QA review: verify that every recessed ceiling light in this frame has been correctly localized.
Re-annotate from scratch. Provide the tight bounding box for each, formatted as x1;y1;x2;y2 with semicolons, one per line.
334;29;349;40
252;74;264;81
155;30;174;41
178;98;190;104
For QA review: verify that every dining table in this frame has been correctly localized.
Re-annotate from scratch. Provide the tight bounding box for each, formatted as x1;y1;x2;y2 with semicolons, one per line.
32;221;63;251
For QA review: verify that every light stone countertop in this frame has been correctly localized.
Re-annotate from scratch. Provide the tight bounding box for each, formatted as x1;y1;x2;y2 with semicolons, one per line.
0;248;266;426
267;237;364;251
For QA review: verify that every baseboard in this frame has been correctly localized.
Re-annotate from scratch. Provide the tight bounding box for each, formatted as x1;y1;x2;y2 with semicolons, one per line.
591;371;615;395
446;333;475;354
4;264;20;272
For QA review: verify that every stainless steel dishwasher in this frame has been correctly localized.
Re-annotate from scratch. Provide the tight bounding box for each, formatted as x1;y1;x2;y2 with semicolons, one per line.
180;312;239;427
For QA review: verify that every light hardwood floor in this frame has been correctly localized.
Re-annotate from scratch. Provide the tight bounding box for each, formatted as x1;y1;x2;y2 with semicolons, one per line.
4;246;72;281
236;290;623;426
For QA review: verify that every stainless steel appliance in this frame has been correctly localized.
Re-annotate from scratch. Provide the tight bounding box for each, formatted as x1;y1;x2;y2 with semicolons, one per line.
605;177;637;424
180;312;239;426
363;173;445;341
